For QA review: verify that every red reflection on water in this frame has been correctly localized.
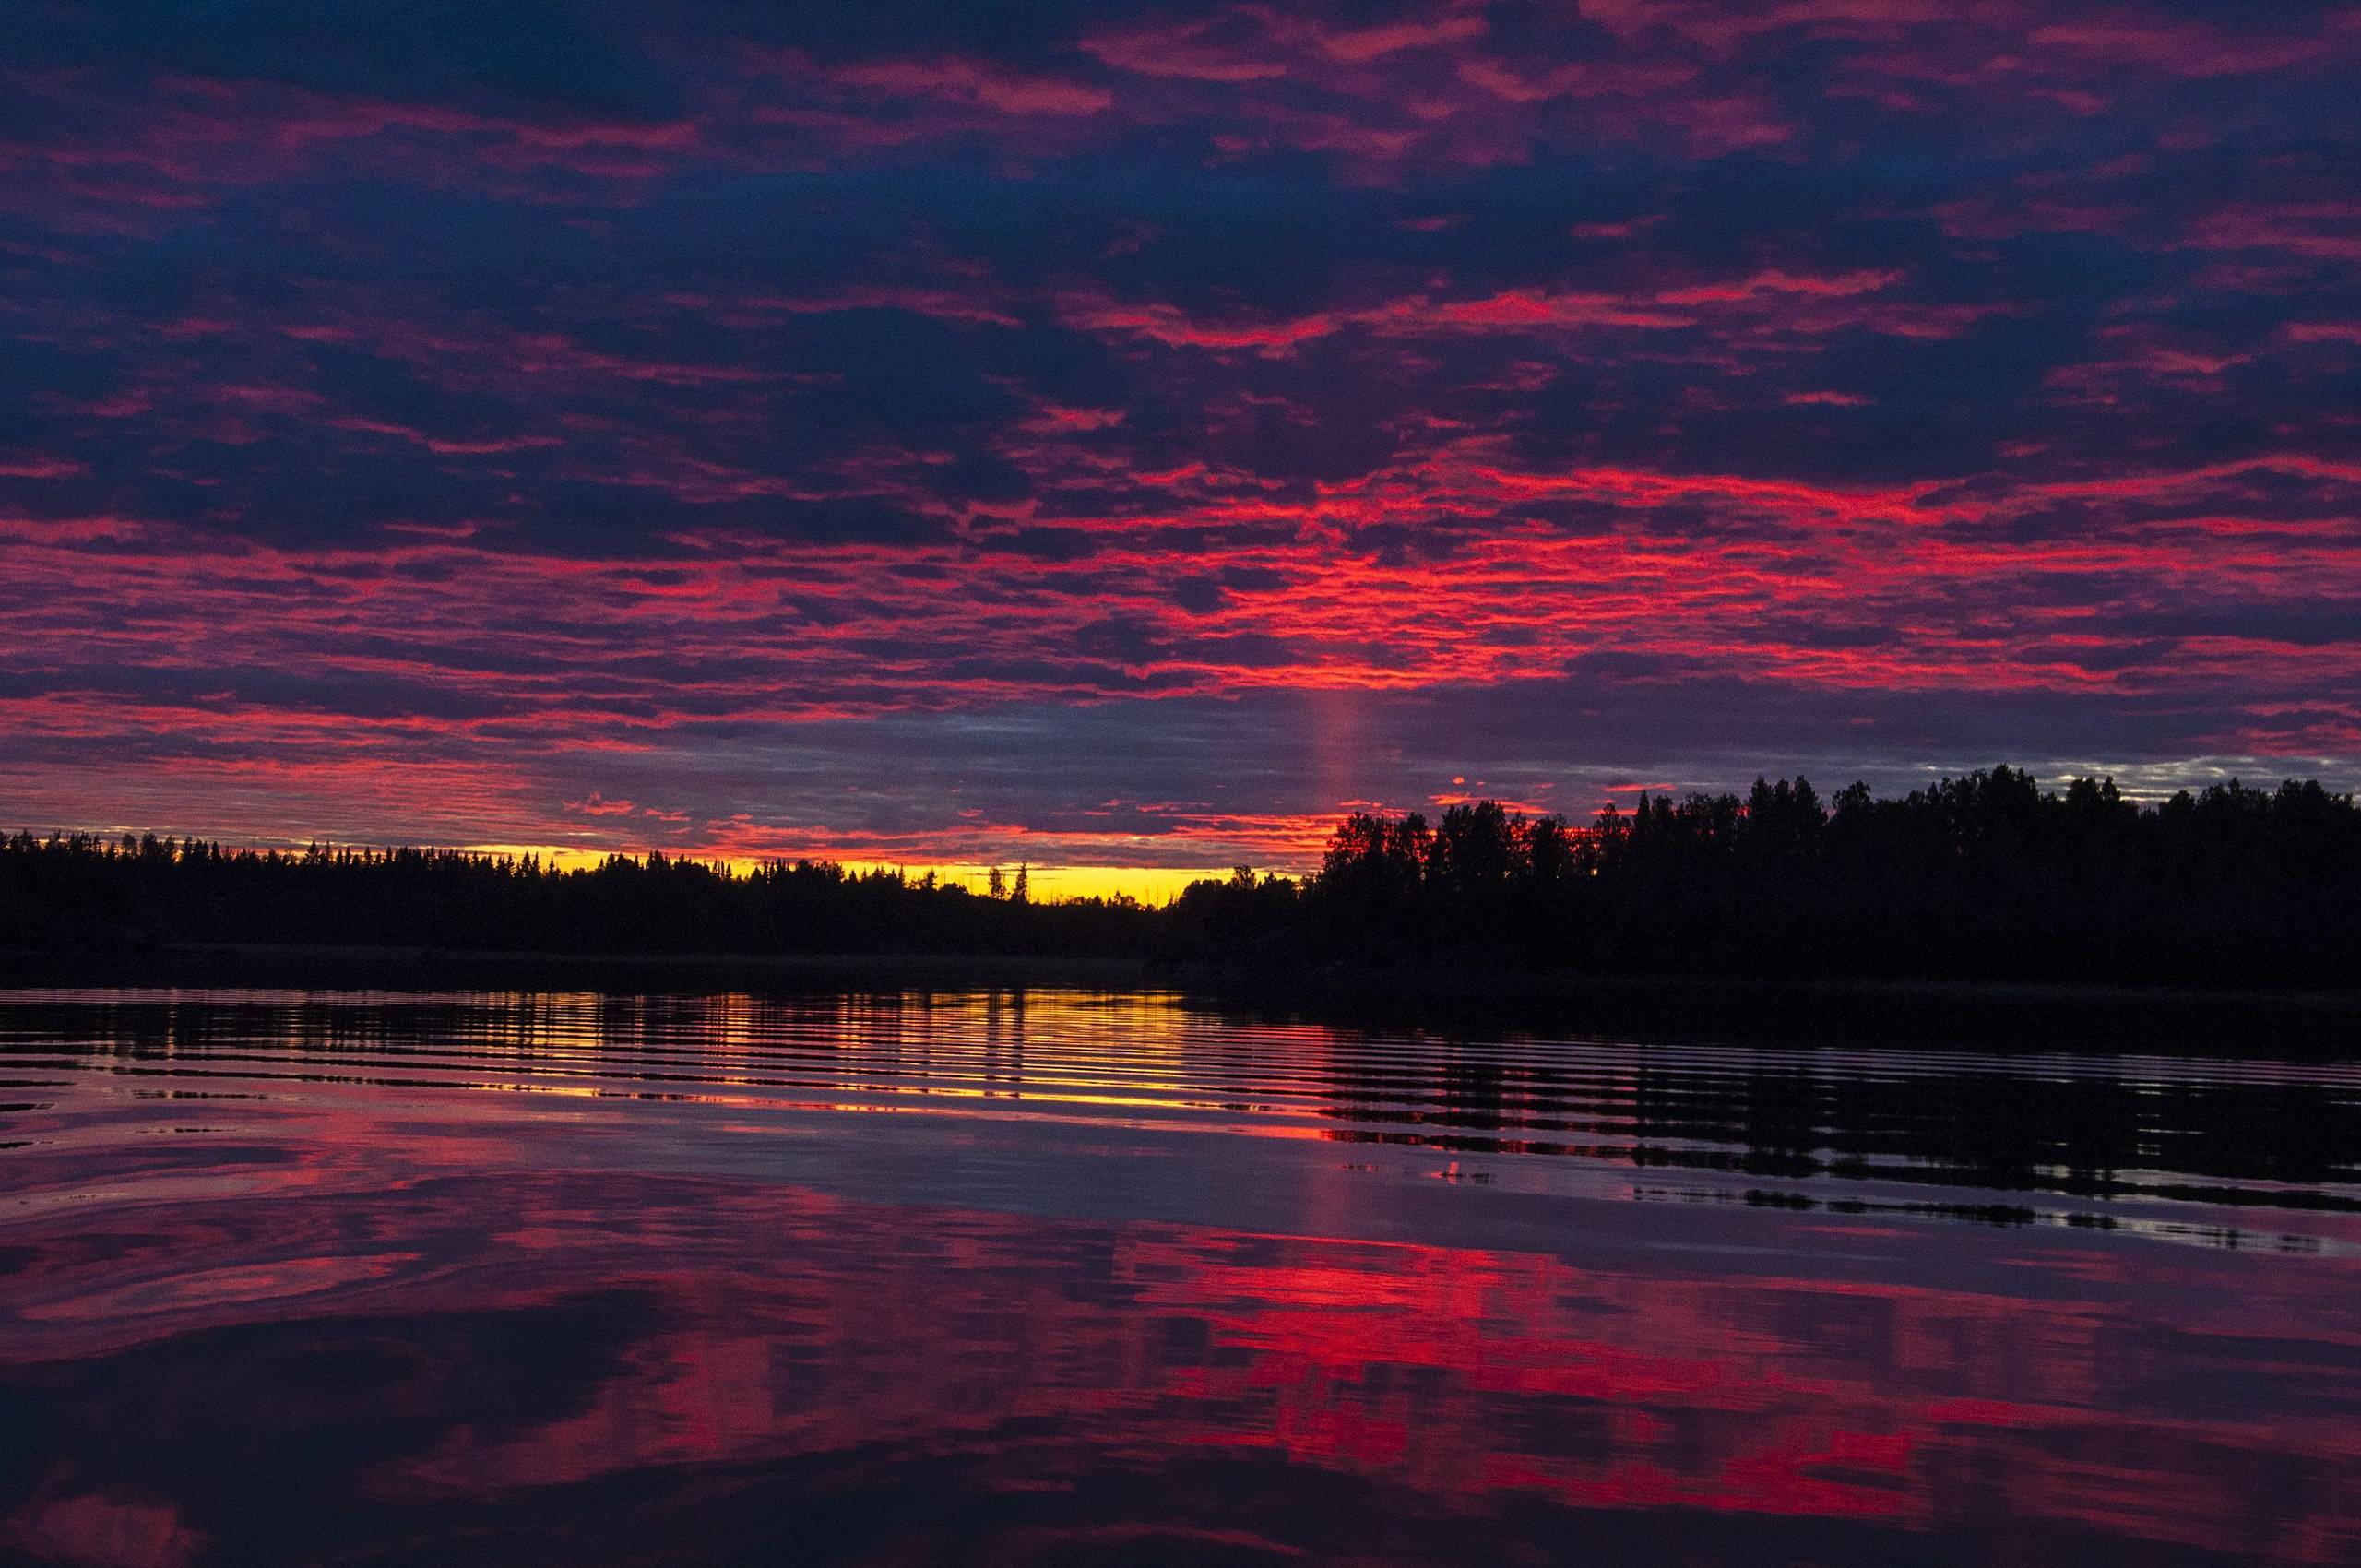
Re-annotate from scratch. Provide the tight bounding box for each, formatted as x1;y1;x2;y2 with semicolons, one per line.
6;1164;2359;1567
6;989;2360;1565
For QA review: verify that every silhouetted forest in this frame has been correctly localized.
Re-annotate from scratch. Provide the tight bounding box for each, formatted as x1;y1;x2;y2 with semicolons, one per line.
0;842;1154;959
1169;768;2359;991
5;767;2357;991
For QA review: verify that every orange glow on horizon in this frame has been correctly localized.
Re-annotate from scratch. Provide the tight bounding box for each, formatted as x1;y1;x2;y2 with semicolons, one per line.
444;846;1285;904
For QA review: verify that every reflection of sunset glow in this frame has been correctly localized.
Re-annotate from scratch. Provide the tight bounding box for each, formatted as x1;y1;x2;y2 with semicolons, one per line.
10;987;2358;1245
5;990;2361;1565
8;1169;2361;1563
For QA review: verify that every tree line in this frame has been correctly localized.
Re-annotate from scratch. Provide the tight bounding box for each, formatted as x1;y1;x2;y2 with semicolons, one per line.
4;767;2356;990
0;839;1152;958
1168;768;2361;990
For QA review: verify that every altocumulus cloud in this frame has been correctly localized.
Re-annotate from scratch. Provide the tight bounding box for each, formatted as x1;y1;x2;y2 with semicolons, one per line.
1;0;2356;871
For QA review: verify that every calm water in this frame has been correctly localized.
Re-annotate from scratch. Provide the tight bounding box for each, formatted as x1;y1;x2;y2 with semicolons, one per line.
4;989;2359;1567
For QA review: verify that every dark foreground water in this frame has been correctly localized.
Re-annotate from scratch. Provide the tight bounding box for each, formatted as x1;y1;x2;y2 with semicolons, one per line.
4;989;2359;1567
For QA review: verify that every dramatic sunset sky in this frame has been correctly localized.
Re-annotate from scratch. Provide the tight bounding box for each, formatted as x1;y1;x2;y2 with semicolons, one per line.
4;3;2357;892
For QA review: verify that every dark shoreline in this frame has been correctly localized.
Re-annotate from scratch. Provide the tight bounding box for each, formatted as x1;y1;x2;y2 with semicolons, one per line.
0;943;1150;993
5;942;2355;1052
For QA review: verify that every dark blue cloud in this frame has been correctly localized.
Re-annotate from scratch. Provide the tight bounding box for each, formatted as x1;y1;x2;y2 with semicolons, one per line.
2;0;2355;862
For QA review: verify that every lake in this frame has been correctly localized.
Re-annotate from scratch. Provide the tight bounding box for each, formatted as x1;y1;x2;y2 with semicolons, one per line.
3;986;2357;1566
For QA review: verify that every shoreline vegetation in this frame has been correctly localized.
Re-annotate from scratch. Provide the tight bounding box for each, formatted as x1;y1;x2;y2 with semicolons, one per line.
6;944;2357;1057
5;766;2357;996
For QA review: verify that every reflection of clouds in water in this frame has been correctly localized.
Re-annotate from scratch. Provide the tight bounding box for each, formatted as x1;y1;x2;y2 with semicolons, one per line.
18;1253;421;1324
5;1166;2359;1565
3;990;2360;1564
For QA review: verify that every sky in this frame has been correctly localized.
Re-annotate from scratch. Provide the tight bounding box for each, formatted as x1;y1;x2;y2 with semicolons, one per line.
3;2;2357;892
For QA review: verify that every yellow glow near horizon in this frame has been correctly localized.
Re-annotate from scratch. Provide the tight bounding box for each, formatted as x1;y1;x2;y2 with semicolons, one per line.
946;864;1247;904
455;845;1272;905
